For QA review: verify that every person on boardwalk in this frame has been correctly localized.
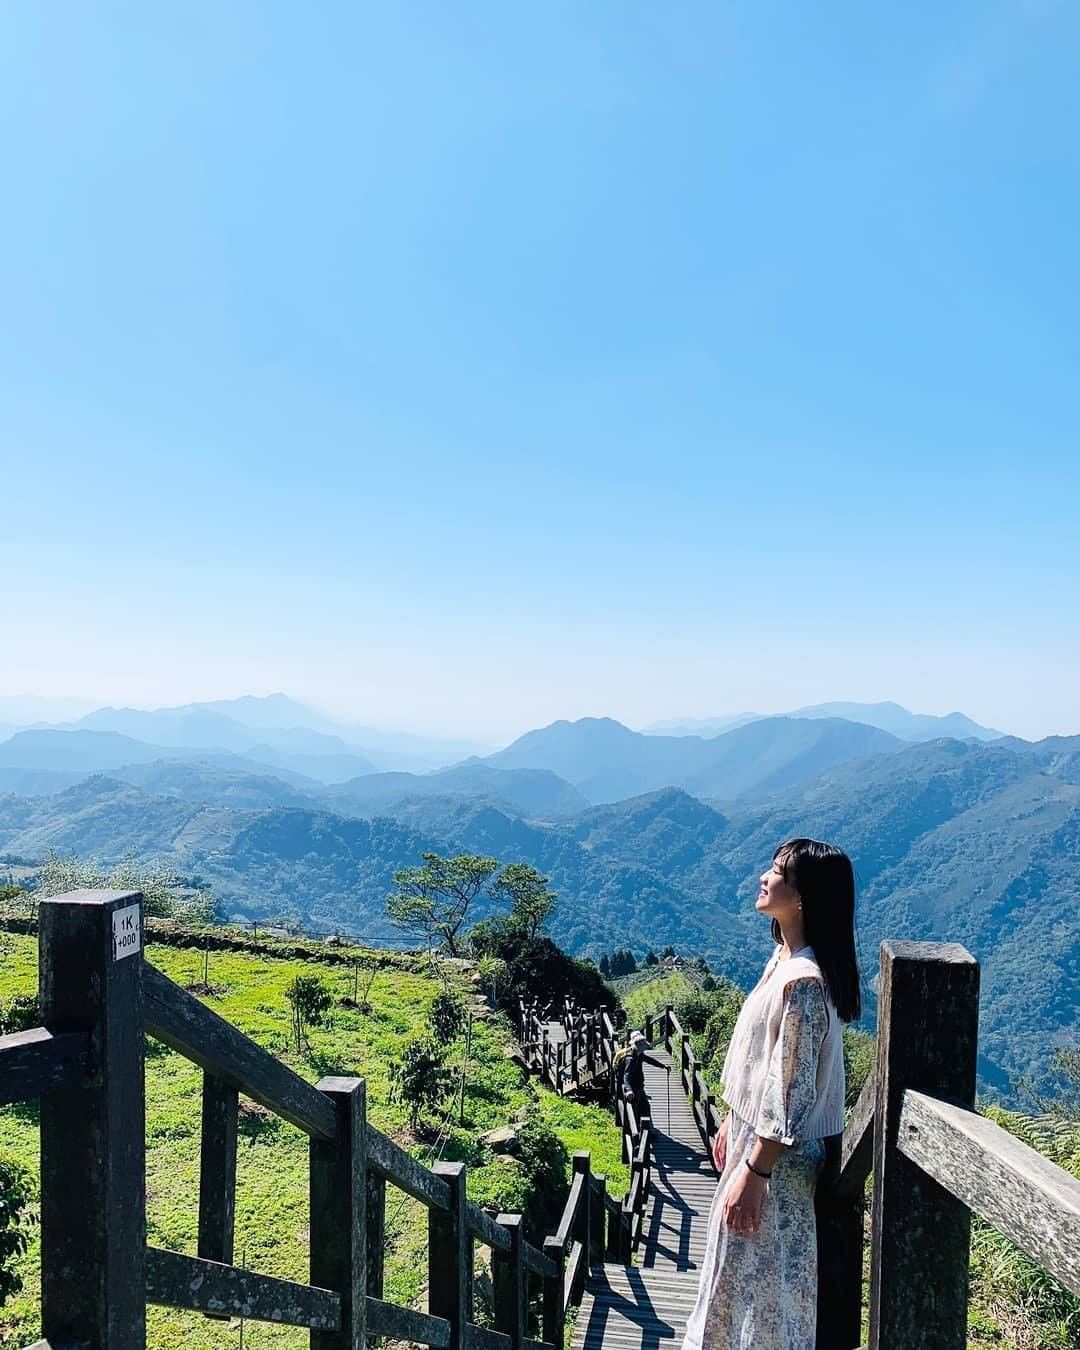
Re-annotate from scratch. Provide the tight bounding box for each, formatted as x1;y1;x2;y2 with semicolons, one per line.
620;1029;666;1122
681;838;860;1350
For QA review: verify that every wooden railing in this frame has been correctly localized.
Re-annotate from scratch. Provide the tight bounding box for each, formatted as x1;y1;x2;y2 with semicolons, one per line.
518;1000;652;1262
523;943;1080;1350
0;890;566;1350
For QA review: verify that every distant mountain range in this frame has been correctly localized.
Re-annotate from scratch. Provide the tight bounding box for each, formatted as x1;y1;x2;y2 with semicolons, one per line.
644;700;1004;743
1;719;1077;1099
484;714;903;802
0;694;493;781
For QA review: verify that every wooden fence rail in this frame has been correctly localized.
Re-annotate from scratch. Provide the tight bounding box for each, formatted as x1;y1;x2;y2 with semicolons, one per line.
7;894;1079;1350
521;942;1080;1350
0;890;571;1350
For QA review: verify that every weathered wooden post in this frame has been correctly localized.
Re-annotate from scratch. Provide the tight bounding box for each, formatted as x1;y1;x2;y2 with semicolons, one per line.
681;1032;691;1091
542;1234;565;1349
366;1167;387;1299
431;1162;470;1350
198;1070;239;1320
572;1152;591;1301
311;1076;367;1349
493;1213;526;1350
664;1003;674;1054
39;888;146;1348
590;1173;607;1265
868;941;979;1350
199;1073;239;1265
643;1011;654;1044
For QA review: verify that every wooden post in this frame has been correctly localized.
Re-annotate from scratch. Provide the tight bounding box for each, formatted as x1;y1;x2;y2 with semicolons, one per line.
572;1152;591;1300
606;1192;622;1261
311;1076;367;1350
493;1213;526;1350
643;1012;653;1044
868;941;979;1350
198;1073;239;1264
664;1003;674;1054
366;1170;386;1298
590;1174;607;1265
198;1071;239;1320
542;1235;564;1349
39;888;146;1349
681;1032;691;1090
431;1162;469;1350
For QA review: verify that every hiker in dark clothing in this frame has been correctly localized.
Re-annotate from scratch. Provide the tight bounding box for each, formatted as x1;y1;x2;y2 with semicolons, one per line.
621;1030;667;1121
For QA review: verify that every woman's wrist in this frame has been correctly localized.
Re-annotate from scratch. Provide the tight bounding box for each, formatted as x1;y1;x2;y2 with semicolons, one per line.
744;1158;772;1180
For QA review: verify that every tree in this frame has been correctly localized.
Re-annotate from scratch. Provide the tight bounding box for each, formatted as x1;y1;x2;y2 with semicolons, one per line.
386;853;498;957
35;852;216;924
389;1036;454;1130
355;955;379;1011
0;1156;35;1308
430;988;467;1045
476;954;508;1004
489;863;557;939
284;974;333;1052
599;954;611;979
660;945;677;960
645;950;659;966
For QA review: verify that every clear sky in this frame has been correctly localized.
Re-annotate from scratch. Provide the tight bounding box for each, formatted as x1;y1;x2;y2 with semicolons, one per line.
2;2;1077;742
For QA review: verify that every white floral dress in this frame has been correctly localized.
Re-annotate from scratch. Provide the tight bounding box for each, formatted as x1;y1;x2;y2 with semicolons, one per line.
681;975;829;1350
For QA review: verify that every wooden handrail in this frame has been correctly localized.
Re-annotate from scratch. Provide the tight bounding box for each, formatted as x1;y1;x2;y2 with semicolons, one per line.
0;1026;91;1104
145;1247;340;1328
368;1125;453;1210
552;1170;585;1249
898;1089;1080;1297
143;962;337;1140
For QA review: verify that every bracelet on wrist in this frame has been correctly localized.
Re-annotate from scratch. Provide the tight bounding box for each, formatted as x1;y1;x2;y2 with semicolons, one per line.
745;1158;772;1180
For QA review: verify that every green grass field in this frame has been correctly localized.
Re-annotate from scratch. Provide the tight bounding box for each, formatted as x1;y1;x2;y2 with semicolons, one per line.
614;968;694;1029
0;929;627;1347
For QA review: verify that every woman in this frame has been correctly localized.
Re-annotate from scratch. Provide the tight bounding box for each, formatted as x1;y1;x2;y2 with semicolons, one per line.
681;838;860;1350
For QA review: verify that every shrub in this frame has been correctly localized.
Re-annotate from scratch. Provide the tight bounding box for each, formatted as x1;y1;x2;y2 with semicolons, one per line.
842;1026;876;1109
674;991;714;1036
389;1036;454;1130
430;988;467;1044
0;995;39;1037
284;974;333;1052
0;1155;35;1308
469;926;609;1014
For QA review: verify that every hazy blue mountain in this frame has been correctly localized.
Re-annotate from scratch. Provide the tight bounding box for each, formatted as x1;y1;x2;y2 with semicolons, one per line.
0;695;101;727
66;695;489;773
782;700;1004;742
325;764;587;819
0;729;180;772
239;745;376;784
0;776;219;861
0;767;87;796
3;733;1078;1096
112;760;319;809
645;701;1003;743
486;715;902;803
70;706;377;774
642;714;760;736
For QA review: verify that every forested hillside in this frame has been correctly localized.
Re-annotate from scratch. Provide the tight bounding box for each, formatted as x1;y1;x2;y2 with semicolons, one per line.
1;732;1078;1097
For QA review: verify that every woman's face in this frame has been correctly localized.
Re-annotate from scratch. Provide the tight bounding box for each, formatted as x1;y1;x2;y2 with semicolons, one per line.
756;853;802;923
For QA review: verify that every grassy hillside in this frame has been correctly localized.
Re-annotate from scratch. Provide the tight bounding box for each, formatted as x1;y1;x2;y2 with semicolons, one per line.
0;929;627;1347
613;968;696;1028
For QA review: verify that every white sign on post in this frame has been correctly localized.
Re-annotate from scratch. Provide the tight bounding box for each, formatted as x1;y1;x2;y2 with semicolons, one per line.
112;904;141;961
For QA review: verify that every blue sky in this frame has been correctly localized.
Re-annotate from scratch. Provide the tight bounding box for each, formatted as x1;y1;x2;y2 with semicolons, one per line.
2;1;1077;741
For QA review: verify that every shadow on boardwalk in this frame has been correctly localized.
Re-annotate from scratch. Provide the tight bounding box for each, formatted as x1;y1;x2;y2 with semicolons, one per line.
571;1053;716;1350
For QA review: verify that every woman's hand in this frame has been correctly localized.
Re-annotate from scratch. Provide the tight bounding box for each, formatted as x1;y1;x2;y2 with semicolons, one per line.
722;1164;767;1237
711;1114;730;1172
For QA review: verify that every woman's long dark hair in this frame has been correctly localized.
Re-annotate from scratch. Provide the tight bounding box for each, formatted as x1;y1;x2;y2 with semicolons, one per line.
771;838;861;1022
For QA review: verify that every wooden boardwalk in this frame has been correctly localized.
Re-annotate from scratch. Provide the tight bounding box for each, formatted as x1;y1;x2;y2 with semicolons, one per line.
570;1050;717;1350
